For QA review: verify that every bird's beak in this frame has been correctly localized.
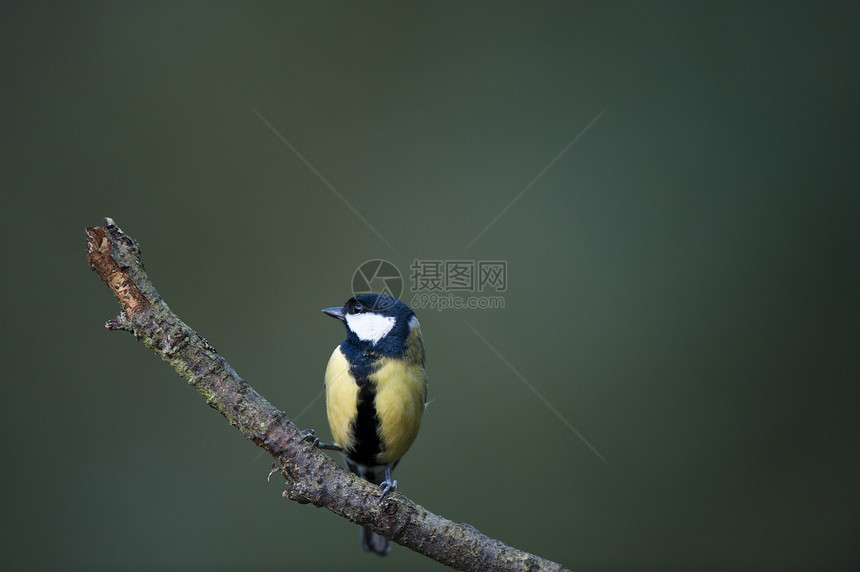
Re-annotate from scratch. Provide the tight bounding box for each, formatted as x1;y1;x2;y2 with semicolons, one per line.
322;306;345;321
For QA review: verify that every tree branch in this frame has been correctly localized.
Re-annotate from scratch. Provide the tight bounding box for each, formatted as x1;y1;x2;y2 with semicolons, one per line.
85;217;570;572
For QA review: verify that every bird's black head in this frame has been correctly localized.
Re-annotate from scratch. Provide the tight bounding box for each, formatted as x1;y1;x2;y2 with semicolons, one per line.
323;294;418;355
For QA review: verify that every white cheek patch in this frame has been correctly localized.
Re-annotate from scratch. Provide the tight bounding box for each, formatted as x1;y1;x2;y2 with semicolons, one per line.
345;313;396;344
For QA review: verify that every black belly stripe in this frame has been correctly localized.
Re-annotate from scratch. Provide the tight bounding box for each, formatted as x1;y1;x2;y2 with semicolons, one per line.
350;376;381;467
343;346;382;467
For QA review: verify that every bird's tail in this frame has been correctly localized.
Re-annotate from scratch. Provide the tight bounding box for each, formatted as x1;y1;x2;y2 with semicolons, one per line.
360;525;391;556
345;458;391;557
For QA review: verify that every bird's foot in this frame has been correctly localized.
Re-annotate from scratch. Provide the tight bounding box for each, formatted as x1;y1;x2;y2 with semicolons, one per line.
377;478;397;502
300;428;318;445
300;429;342;451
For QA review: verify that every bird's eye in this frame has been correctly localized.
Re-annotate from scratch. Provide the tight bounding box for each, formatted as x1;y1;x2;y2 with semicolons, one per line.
353;303;364;314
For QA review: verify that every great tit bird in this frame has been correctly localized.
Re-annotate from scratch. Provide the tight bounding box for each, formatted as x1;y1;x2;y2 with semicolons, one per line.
320;293;428;556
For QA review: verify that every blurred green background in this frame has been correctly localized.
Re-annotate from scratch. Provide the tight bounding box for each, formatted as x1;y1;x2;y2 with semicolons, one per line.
2;2;858;570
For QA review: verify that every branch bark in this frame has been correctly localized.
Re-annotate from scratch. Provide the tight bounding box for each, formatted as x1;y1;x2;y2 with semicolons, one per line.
85;217;570;572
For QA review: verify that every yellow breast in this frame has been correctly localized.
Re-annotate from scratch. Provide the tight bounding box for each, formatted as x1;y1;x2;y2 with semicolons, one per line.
324;323;428;467
371;356;427;465
324;346;359;452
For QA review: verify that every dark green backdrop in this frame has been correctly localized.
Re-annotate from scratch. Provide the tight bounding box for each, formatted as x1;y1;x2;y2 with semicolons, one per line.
2;2;858;570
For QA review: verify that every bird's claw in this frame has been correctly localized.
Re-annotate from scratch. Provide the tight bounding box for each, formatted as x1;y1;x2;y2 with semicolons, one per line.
300;428;342;451
377;478;398;502
300;429;316;442
300;429;322;447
